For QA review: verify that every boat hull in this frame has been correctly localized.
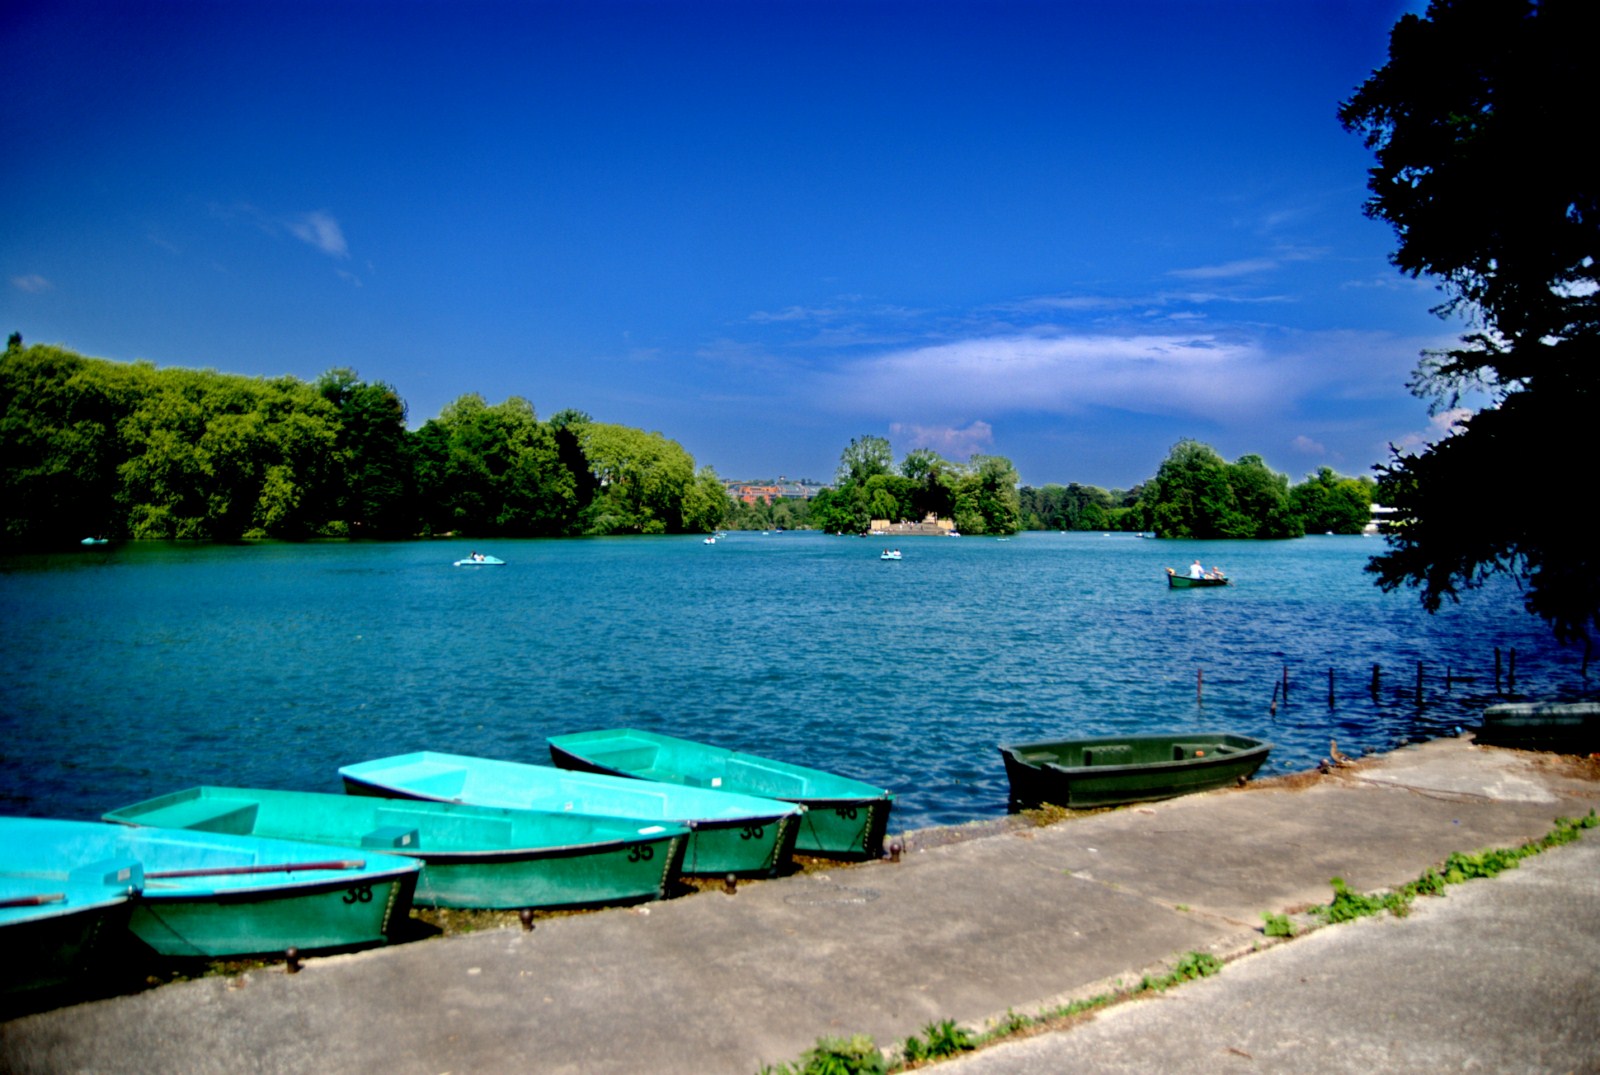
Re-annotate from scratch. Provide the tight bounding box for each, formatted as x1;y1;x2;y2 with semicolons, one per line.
998;733;1271;809
340;752;801;877
129;876;413;958
0;817;419;959
1476;702;1600;754
1167;574;1229;588
105;787;688;910
548;728;895;859
1;876;135;999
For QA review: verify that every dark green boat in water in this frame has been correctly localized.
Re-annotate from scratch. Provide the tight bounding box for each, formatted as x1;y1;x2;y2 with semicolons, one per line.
998;732;1271;809
104;787;689;910
548;728;895;860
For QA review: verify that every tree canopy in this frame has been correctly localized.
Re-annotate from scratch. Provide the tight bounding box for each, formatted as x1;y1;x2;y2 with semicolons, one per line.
0;344;729;543
1134;440;1308;540
1340;0;1599;640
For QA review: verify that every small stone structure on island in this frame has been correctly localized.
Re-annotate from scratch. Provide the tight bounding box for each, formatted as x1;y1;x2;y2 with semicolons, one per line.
869;513;957;536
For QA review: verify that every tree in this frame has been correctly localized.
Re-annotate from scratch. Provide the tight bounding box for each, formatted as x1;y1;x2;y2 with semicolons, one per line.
316;368;415;538
1340;0;1599;640
680;467;731;533
576;423;696;535
835;434;893;486
1141;440;1233;538
1291;467;1375;535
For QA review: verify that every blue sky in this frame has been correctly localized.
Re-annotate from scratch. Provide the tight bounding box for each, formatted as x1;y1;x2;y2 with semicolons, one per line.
2;0;1451;489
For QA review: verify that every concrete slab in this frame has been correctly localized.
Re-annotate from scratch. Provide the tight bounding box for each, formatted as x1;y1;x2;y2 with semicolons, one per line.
939;831;1600;1075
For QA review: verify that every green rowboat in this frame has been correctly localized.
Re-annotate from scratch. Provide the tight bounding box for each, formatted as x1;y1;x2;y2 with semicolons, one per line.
1475;701;1600;754
105;787;689;910
1;857;138;1000
0;817;419;959
1167;571;1230;588
340;751;802;878
998;732;1271;809
548;728;895;860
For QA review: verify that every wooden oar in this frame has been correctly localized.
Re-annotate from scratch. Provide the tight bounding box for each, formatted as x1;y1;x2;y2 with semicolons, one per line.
0;892;67;909
146;859;366;880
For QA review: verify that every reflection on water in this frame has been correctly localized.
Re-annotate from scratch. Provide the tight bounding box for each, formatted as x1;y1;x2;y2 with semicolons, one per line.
1;532;1592;830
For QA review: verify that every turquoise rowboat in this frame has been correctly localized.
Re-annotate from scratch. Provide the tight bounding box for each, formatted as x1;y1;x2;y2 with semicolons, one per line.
104;787;688;910
548;728;895;860
340;752;802;878
0;817;419;959
998;733;1271;809
1;858;138;999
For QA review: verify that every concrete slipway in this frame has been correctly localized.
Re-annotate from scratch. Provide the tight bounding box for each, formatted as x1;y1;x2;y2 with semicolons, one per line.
3;738;1597;1075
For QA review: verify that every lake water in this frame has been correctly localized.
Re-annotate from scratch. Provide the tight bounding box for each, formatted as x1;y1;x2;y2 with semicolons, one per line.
1;532;1592;832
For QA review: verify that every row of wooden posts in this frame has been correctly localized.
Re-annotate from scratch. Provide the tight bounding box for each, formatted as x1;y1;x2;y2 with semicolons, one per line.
1193;647;1525;711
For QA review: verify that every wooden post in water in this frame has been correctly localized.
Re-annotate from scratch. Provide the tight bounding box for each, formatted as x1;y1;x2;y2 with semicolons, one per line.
1327;667;1335;709
1416;661;1424;706
1196;667;1203;704
1371;663;1381;700
1508;648;1517;692
1495;647;1503;694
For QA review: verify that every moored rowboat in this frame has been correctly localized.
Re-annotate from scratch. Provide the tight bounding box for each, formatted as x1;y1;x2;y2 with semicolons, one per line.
1;858;138;999
998;732;1271;809
548;728;895;859
104;786;688;909
0;817;419;958
1475;701;1600;754
340;751;802;877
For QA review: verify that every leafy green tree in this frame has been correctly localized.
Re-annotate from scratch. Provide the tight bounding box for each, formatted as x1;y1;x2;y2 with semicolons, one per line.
1142;440;1233;538
1341;0;1599;640
835;434;893;486
317;369;415;538
413;394;572;536
680;467;732;532
1223;454;1303;539
1291;467;1375;534
1;345;135;542
950;454;1021;535
576;422;696;535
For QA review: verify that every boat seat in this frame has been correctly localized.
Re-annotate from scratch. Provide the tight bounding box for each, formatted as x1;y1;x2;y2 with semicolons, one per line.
586;747;659;772
144;800;260;835
1082;745;1133;766
1171;743;1214;761
725;760;806;798
69;856;144;888
361;825;420;850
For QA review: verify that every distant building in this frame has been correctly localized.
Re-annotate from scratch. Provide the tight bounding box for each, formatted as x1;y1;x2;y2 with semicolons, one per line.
869;513;956;536
723;478;829;503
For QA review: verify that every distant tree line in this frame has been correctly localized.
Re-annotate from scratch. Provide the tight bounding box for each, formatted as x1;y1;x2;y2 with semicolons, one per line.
804;435;1023;536
1018;439;1374;538
0;342;727;544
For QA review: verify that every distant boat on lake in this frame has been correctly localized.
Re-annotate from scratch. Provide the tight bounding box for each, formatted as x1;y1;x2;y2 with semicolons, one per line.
1167;567;1229;588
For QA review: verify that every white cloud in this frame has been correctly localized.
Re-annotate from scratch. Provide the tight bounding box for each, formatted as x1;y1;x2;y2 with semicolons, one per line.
1291;434;1327;456
10;274;51;293
890;421;994;460
286;211;349;259
822;331;1286;421
1169;258;1282;280
1392;407;1472;453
